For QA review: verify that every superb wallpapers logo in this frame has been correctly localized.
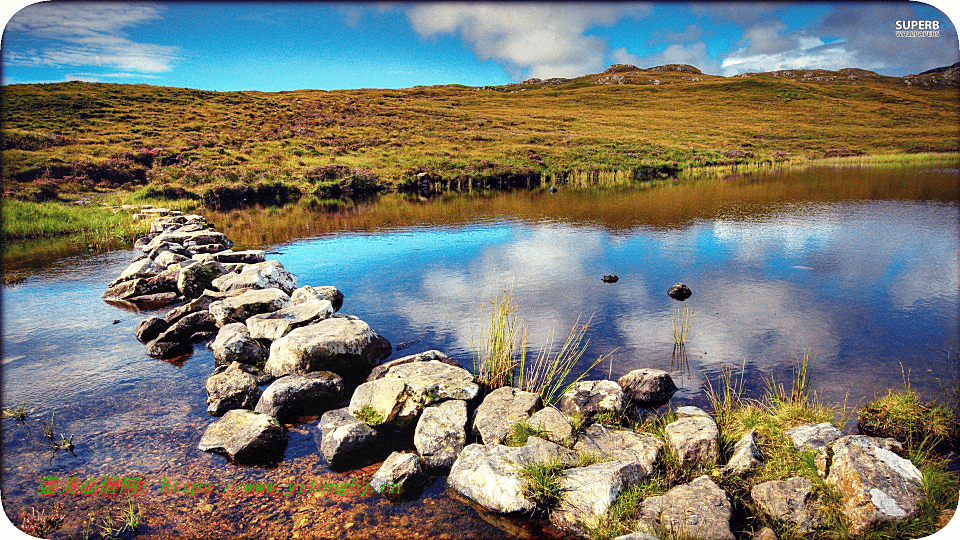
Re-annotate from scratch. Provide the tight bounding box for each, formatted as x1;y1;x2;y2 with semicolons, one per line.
896;19;941;37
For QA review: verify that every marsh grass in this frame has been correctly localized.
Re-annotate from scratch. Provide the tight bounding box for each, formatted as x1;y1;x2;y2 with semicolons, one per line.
504;420;549;447
1;199;146;240
519;456;564;509
672;307;691;348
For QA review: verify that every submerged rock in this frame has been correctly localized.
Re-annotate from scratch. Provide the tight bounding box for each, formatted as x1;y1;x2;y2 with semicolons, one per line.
197;409;285;464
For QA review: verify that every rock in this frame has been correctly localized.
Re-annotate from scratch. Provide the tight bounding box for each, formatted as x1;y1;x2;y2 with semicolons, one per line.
826;435;923;533
370;452;428;501
447;443;541;513
144;230;231;253
751;476;822;533
109;258;163;287
198;409;285;464
205;361;261;416
472;387;542;444
366;349;459;382
524;436;579;467
291;285;344;311
558;380;627;418
316;407;383;469
667;283;692;301
177;260;229;298
165;289;238;324
264;317;391;379
212;260;297;294
154;250;190;268
415;400;469;468
254;371;344;422
103;268;179;300
133;234;156;250
641;476;734;540
246;299;334;341
153;310;217;344
212;249;266;264
208;287;290;326
135;317;169;344
385;360;480;401
189;242;229;255
145;338;191;359
618;369;678;405
601;274;619;283
552;461;646;531
724;429;763;474
614;533;659;540
123;291;180;308
348;378;407;425
526;407;575;445
754;527;778;540
784;422;842;451
146;241;189;260
210;323;268;366
573;425;663;476
664;406;719;469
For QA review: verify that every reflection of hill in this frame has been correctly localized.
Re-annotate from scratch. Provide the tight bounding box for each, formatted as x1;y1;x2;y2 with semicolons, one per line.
209;164;959;249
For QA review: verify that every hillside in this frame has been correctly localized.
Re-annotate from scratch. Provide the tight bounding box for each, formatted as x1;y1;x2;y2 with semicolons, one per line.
1;63;957;203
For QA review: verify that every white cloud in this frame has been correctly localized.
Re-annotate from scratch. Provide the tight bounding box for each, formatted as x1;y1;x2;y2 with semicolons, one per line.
614;41;722;74
6;2;179;73
405;2;651;80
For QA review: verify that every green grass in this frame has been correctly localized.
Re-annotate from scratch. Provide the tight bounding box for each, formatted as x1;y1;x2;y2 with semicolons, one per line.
673;306;691;348
1;199;146;240
859;388;958;451
352;405;385;426
519;456;565;509
504;420;549;447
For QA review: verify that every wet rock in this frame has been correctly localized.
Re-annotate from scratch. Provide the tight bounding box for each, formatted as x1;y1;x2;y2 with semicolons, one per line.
415;400;468;468
165;289;238;324
316;407;383;469
291;285;344;311
664;406;719;469
667;283;692;301
784;422;842;451
826;435;923;533
211;249;266;264
573;425;663;476
145;338;192;359
265;316;391;380
366;350;459;382
641;476;734;540
447;443;540;513
246;299;334;341
210;322;268;366
208;287;290;327
109;258;164;287
154;310;217;344
724;429;763;474
135;317;169;344
205;361;261;416
103;268;179;300
472;387;542;444
370;452;428;501
526;407;575;445
144;230;231;253
618;368;678;405
212;260;297;294
177;260;229;298
124;291;180;308
254;371;344;422
198;409;285;464
558;380;627;418
551;461;646;532
751;476;822;533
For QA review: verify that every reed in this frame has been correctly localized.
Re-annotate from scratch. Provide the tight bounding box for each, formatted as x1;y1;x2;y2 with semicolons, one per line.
672;307;691;348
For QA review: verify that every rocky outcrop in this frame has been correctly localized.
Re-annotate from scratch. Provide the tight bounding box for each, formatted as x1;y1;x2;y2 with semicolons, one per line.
664;406;719;469
208;287;290;327
826;435;923;533
370;452;428;501
472;387;542;444
641;476;734;540
210;323;268;366
212;260;297;294
265;316;391;379
414;399;468;468
551;461;646;531
254;371;344;422
197;409;286;464
559;380;627;418
205;361;261;416
618;368;678;405
245;299;334;340
573;425;662;476
751;476;822;533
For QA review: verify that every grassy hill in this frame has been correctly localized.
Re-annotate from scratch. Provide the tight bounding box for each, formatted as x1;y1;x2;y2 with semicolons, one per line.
2;63;958;205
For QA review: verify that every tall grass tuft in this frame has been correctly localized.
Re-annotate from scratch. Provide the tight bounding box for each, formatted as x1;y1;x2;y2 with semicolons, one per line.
520;315;610;406
672;307;691;348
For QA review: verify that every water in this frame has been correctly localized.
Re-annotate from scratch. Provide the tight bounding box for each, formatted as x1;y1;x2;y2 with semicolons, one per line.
1;163;958;538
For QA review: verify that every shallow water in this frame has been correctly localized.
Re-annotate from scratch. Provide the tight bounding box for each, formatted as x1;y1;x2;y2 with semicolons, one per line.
2;163;958;538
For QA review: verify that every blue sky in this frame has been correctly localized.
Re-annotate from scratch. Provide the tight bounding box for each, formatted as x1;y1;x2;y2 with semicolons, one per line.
1;1;958;91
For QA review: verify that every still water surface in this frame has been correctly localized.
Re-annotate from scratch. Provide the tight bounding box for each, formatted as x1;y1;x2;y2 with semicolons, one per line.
2;163;957;538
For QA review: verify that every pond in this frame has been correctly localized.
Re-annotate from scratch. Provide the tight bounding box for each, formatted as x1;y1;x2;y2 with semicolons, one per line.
2;162;958;538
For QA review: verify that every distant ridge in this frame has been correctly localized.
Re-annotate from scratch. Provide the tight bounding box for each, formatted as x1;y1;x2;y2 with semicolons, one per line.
918;61;960;75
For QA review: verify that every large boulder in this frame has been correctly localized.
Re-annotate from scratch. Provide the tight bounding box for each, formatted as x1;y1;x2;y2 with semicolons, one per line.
177;260;229;298
551;461;646;532
472;387;542;444
618;369;678;406
208;288;290;327
212;260;297;294
558;380;627;418
751;476;822;533
414;400;468;468
664;406;719;469
205;362;261;416
103;268;179;301
526;407;575;445
153;310;217;344
724;429;763;474
254;371;344;422
370;452;428;501
210;323;268;366
447;443;543;514
573;425;663;476
109;258;164;287
135;317;169;344
315;407;384;469
366;350;459;382
245;299;334;341
264;316;391;379
826;435;923;533
640;476;734;540
291;285;344;312
197;409;285;464
165;289;240;324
